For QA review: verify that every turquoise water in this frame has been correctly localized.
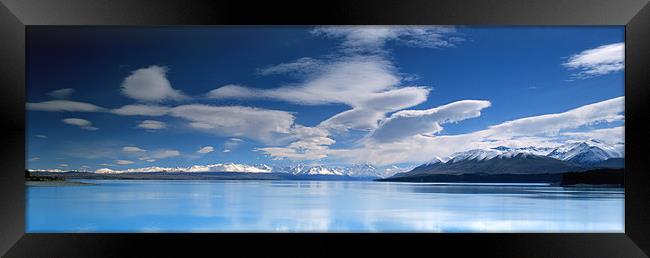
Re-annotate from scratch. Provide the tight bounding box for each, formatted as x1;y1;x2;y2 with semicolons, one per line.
26;180;624;233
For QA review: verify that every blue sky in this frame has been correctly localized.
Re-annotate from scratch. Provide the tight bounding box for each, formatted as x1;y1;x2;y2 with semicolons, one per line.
26;26;625;171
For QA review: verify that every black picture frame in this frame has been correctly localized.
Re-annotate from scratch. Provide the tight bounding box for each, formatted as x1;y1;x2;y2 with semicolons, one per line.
1;0;649;257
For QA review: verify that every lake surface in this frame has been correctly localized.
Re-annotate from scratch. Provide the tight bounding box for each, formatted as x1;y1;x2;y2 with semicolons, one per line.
27;180;624;233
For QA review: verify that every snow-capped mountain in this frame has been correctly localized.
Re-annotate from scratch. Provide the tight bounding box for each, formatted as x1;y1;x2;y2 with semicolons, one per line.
185;163;272;173
275;163;406;178
340;163;377;177
93;162;402;178
444;147;548;163
394;139;623;179
424;156;447;165
302;166;345;176
95;163;273;174
490;146;555;156
28;168;66;173
439;140;621;164
547;139;622;164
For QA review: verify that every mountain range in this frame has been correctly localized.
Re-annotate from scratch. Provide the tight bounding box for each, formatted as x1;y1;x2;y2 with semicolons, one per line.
85;162;410;178
31;139;622;180
387;139;623;180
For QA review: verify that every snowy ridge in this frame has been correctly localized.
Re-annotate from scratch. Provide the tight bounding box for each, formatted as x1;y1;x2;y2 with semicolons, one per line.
92;162;402;178
425;156;447;165
547;139;622;163
95;163;273;174
28;168;67;173
432;139;621;165
276;163;408;178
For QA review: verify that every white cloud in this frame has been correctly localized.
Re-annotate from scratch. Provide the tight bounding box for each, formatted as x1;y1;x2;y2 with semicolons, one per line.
257;125;335;161
369;100;492;142
361;97;624;165
318;108;387;132
111;104;171;116
311;26;460;53
208;56;429;131
257;57;323;76
169;104;295;143
197;146;214;154
137;120;166;130
486;96;624;139
122;146;146;152
35;134;48;139
116;160;134;165
258;97;624;165
223;138;243;153
29;157;40;162
62;118;98;130
58;164;69;167
563;42;624;79
48;88;75;99
320;86;430;131
149;149;180;159
121;65;188;102
562;126;624;145
110;102;298;143
207;27;458;133
259;100;491;162
27;100;105;112
136;157;157;162
207;56;400;105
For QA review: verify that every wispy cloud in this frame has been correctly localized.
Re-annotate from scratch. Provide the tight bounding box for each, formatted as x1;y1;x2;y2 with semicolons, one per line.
122;146;146;152
369;100;492;142
208;56;429;131
259;97;624;165
257;125;337;161
223;138;243;153
48;88;75;99
27;100;105;112
562;126;624;146
311;26;461;54
111;104;171;116
486;96;624;138
137;120;166;130
256;57;322;77
149;149;180;159
115;160;134;165
62;118;98;131
563;42;624;79
169;104;295;143
197;146;214;154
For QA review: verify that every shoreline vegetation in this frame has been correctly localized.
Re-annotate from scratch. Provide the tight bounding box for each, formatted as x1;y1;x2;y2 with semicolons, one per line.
376;168;623;187
26;168;623;187
25;171;96;186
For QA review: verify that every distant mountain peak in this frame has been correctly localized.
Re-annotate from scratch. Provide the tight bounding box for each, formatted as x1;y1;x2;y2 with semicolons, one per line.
548;139;622;163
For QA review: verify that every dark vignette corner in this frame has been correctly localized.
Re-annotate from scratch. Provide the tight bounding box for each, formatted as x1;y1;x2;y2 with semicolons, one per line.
0;0;25;257
625;1;650;255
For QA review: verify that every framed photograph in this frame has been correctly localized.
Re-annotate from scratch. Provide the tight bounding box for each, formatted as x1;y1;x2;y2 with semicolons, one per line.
1;0;649;257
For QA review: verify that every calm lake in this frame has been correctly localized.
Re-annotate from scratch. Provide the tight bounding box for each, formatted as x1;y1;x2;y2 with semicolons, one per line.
27;180;624;233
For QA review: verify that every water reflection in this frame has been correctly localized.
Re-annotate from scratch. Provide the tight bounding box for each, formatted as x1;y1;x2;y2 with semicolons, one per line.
27;180;624;233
